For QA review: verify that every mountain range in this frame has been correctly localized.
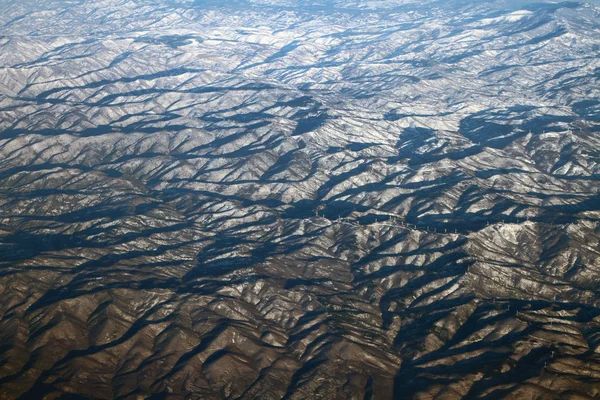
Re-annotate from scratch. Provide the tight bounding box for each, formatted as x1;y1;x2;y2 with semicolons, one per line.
0;0;599;398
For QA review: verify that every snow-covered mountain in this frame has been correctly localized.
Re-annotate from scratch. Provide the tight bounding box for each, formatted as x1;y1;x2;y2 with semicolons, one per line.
0;0;599;398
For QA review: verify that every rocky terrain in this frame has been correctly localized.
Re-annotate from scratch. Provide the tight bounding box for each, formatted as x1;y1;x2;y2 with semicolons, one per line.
0;0;599;398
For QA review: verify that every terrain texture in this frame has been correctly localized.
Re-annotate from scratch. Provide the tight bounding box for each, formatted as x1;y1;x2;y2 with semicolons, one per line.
0;0;600;398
